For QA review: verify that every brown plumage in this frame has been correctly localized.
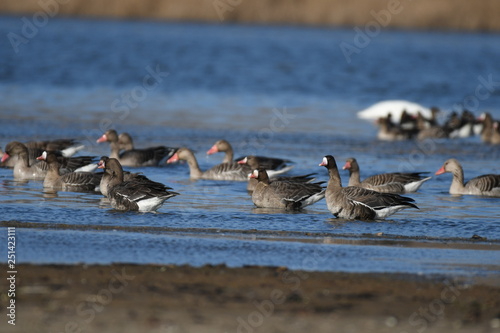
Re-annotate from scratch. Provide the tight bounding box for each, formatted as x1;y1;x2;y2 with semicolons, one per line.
207;139;291;171
250;169;325;210
343;157;431;193
320;155;418;220
239;155;313;192
479;112;495;144
376;114;410;141
25;138;77;151
435;158;500;196
2;142;94;180
37;151;101;191
97;156;150;196
491;122;500;145
97;129;176;167
98;157;178;211
167;147;251;181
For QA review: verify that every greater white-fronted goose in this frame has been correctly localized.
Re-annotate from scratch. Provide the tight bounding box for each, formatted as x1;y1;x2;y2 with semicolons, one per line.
98;156;154;196
320;155;418;220
25;138;84;156
398;110;419;137
97;157;178;212
491;122;500;145
96;129;176;167
238;155;312;192
167;147;251;181
342;158;431;193
118;132;134;150
237;155;293;177
376;114;410;141
1;144;93;170
479;112;494;143
435;158;500;197
36;151;101;191
2;141;48;180
445;110;479;139
1;142;94;180
206;139;291;170
249;169;325;210
416;110;449;140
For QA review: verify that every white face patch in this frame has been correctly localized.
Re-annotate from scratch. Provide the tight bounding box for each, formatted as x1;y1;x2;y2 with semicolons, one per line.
41;151;47;160
319;156;328;166
253;169;259;177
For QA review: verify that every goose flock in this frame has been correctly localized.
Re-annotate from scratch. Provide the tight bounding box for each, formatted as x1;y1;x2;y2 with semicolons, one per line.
1;127;499;219
358;100;500;143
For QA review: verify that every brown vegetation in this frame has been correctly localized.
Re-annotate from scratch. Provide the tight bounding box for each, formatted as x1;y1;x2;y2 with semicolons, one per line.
0;0;499;31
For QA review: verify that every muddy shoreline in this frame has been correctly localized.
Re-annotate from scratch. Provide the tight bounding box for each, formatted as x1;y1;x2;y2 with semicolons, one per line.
1;263;499;332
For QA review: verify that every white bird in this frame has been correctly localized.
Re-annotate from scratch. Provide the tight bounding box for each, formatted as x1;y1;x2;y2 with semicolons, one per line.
357;100;432;123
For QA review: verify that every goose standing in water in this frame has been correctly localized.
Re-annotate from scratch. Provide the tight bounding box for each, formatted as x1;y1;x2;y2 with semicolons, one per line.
342;157;431;193
167;147;251;181
320;155;418;220
207;139;291;170
96;129;176;167
2;141;94;180
36;151;101;191
98;157;178;212
435;159;500;197
249;168;325;210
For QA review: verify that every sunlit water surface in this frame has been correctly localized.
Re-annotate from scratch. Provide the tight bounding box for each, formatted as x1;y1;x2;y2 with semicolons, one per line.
0;16;499;277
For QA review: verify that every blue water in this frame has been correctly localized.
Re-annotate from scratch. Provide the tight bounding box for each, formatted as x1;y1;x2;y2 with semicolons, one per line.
0;16;499;276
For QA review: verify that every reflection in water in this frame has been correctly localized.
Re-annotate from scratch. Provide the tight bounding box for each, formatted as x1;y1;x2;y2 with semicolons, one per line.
42;190;58;199
251;207;306;215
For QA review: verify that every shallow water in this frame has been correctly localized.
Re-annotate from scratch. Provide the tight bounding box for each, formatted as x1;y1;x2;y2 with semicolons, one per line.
0;16;499;277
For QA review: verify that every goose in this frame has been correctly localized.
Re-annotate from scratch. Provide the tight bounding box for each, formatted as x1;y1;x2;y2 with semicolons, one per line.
118;132;134;150
97;157;178;212
238;155;314;192
479;113;500;144
1;144;93;170
1;142;95;180
479;112;494;143
98;156;155;196
207;139;291;170
96;129;176;167
342;158;431;193
357;100;432;123
435;158;500;196
36;151;101;191
416;111;449;140
491;122;500;145
446;110;479;139
237;155;294;177
25;138;84;157
167;147;251;181
320;155;418;220
376;114;410;141
249;168;325;210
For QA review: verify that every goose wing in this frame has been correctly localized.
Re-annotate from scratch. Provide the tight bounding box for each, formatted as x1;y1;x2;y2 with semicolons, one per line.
271;181;324;203
342;186;417;210
364;172;428;186
61;172;102;187
466;174;500;192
